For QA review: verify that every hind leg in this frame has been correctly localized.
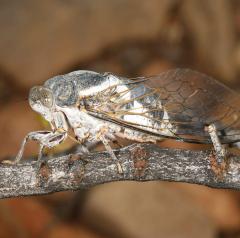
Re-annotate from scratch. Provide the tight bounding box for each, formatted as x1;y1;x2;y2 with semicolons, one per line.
205;124;226;164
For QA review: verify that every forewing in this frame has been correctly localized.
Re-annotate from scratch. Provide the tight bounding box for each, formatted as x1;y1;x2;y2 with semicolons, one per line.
85;69;240;144
145;69;240;130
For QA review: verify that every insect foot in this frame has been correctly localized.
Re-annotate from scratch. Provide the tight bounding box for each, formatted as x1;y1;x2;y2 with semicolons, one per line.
209;150;228;179
100;136;123;174
1;160;15;165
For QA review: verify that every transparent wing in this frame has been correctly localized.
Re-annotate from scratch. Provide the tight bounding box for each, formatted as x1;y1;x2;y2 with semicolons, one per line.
85;68;240;144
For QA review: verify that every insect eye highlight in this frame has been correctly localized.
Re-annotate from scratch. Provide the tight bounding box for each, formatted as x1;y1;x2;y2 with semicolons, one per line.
40;89;54;108
29;87;40;104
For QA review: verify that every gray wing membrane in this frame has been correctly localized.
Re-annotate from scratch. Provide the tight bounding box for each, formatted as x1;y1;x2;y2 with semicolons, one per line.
142;69;240;136
84;68;240;144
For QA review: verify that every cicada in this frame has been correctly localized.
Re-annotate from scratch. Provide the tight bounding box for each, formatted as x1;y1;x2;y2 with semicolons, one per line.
15;68;240;173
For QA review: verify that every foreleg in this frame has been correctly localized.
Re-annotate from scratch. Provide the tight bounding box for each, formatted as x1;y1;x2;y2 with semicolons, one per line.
15;130;67;163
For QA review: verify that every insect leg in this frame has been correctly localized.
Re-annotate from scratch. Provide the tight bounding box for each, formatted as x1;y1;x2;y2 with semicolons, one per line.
15;130;67;163
74;144;90;154
36;143;46;168
15;131;51;163
100;136;123;174
205;124;226;164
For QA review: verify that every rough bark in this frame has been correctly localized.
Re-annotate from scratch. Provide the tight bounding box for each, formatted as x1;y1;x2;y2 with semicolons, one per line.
0;143;239;199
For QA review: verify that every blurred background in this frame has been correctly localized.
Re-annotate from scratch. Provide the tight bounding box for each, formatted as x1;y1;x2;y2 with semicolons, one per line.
1;0;240;237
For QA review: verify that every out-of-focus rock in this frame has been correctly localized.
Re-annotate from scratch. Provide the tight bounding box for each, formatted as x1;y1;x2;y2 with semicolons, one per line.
0;202;18;238
177;183;240;230
3;198;53;237
87;58;124;76
0;0;175;89
140;59;174;76
82;182;216;238
0;198;101;238
233;43;240;80
0;70;14;104
88;45;157;76
115;46;152;74
0;198;52;237
181;0;236;83
0;101;41;159
48;224;102;238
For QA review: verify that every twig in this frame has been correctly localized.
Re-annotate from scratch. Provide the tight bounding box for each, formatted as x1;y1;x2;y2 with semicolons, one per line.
0;143;239;199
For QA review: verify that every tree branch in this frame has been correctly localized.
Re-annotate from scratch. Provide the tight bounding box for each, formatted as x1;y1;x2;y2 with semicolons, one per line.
0;143;239;199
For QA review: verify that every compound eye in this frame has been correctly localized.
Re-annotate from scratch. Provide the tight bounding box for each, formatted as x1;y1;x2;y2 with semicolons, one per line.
29;87;41;106
40;88;54;108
